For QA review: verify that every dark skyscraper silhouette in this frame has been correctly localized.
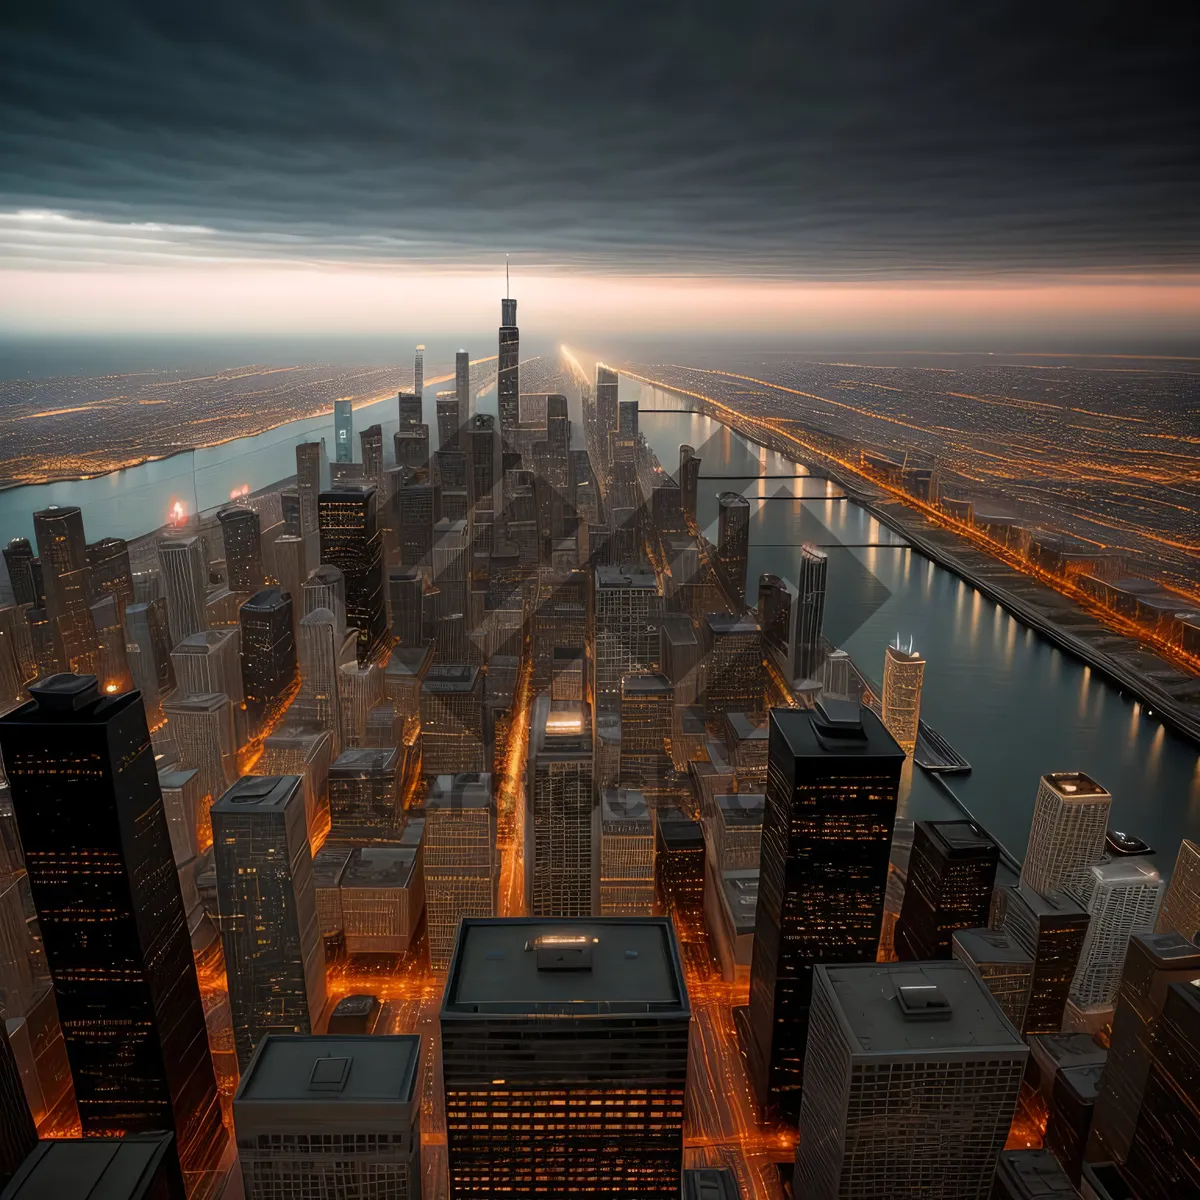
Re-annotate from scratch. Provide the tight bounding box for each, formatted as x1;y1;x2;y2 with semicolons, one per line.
318;486;386;663
217;504;265;593
0;674;227;1194
716;491;750;605
498;294;520;455
747;700;904;1120
239;586;297;735
2;538;38;608
0;1024;36;1190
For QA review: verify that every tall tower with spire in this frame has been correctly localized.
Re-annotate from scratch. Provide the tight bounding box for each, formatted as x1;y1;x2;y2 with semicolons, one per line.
498;260;519;457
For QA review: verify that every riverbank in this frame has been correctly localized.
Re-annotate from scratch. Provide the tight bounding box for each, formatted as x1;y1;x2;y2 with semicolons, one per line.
630;377;1200;748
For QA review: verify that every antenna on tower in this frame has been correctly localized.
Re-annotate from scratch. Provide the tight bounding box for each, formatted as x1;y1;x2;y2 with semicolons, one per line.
506;253;510;299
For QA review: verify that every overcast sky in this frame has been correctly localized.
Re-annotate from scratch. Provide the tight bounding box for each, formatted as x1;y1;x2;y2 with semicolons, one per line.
1;2;1197;340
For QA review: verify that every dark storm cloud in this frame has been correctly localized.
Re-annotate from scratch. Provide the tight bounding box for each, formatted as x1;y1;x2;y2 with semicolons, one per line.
0;0;1197;276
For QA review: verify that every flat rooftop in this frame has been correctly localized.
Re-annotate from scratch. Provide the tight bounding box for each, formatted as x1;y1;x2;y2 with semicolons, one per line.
212;774;302;814
602;788;651;822
771;702;905;762
157;766;198;791
342;845;419;889
820;961;1027;1055
427;773;493;810
3;1134;179;1199
658;811;704;850
920;820;999;858
595;565;658;590
716;793;765;824
444;917;688;1016
423;663;480;691
725;711;768;741
621;673;673;697
705;613;759;635
237;1034;420;1104
952;928;1033;966
312;844;354;888
1041;771;1110;799
330;747;398;773
721;870;759;934
174;629;237;651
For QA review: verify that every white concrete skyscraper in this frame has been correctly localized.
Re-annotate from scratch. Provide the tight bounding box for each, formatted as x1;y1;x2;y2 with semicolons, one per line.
881;635;924;754
1020;771;1111;899
1068;859;1163;1009
157;535;208;648
1155;838;1200;941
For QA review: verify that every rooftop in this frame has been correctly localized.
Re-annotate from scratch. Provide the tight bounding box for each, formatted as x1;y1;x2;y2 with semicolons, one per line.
705;612;759;635
721;869;759;934
427;773;493;811
621;673;673;698
4;673;136;724
716;793;765;824
920;820;1000;858
771;702;906;762
1041;771;1110;800
3;1133;180;1199
341;845;419;889
601;788;651;822
157;767;199;791
330;747;399;773
312;844;354;888
212;774;302;814
657;810;704;850
173;628;237;651
683;1168;741;1200
237;1034;420;1105
443;917;688;1017
423;662;481;692
952;928;1034;966
595;564;658;590
819;962;1028;1056
725;711;767;741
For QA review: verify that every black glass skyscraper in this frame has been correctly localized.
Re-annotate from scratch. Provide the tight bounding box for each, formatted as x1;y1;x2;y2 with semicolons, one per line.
0;675;226;1192
894;819;1000;961
498;297;519;455
217;504;265;593
239;586;297;734
747;700;904;1120
0;1025;36;1189
318;486;386;663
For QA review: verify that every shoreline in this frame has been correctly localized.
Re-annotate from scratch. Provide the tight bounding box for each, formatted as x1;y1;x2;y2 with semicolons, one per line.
631;376;1200;748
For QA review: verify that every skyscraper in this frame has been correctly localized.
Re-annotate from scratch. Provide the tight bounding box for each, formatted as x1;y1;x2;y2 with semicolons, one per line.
32;504;96;674
239;587;296;735
211;774;326;1070
217;504;265;592
677;445;700;526
456;347;472;420
498;296;519;454
526;697;595;918
318;486;386;662
161;691;238;824
1155;838;1200;940
424;772;498;969
414;344;425;401
327;747;400;839
441;916;689;1200
0;675;226;1190
437;395;461;454
1021;771;1112;900
3;1133;188;1199
388;568;426;647
1068;859;1163;1010
795;543;828;681
172;627;243;704
747;700;905;1120
881;636;925;754
420;663;485;774
599;787;655;915
468;412;497;517
333;397;354;464
716;491;750;604
619;673;673;791
396;466;436;569
295;441;328;544
1087;931;1200;1170
235;1033;423;1200
2;539;38;608
951;927;1034;1032
995;883;1090;1035
123;598;176;723
157;535;208;648
794;962;1027;1199
595;366;619;472
594;565;662;704
294;607;355;746
0;1024;36;1190
301;563;347;632
894;820;1000;961
86;535;135;614
703;612;763;719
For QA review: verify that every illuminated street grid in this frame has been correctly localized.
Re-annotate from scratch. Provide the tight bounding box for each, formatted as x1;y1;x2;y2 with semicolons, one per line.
621;356;1200;596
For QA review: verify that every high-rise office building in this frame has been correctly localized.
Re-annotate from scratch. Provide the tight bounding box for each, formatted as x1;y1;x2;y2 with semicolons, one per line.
600;788;655;915
995;883;1090;1035
239;587;296;735
1121;977;1200;1199
86;535;135;614
795;962;1027;1200
32;504;94;672
498;297;520;453
255;726;333;852
397;389;422;427
272;532;306;633
1068;860;1163;1010
157;535;208;648
0;676;226;1189
388;567;426;647
89;593;134;695
619;673;673;791
295;441;328;543
413;344;425;400
294;607;356;746
894;820;1000;961
396;466;436;569
2;539;38;608
217;504;265;592
280;488;302;537
716;492;750;604
337;659;384;749
951;927;1034;1032
468;412;497;515
318;486;386;662
992;1149;1079;1200
595;366;619;472
456;347;472;420
327;747;400;840
441;916;689;1200
301;562;348;632
703;613;763;719
747;700;905;1120
334;397;354;464
172;626;243;704
526;698;595;918
1021;772;1112;900
794;543;828;681
677;445;700;526
162;691;238;821
594;565;662;704
359;423;383;485
424;773;498;969
124;598;176;723
0;1024;36;1189
3;1133;188;1199
1155;838;1200;940
881;636;925;754
340;844;424;954
235;1033;422;1200
437;395;462;454
1086;931;1200;1170
420;663;485;775
212;775;326;1070
394;425;430;473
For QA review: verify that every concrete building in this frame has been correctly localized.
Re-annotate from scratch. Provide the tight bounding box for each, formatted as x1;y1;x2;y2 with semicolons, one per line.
2;1133;187;1199
1155;837;1200;941
234;1033;422;1200
441;917;689;1200
703;613;762;719
704;867;758;984
599;788;655;915
340;845;424;955
794;962;1028;1199
157;535;208;648
951;927;1034;1033
1020;771;1111;900
420;663;485;775
328;747;401;841
594;565;662;705
881;636;925;755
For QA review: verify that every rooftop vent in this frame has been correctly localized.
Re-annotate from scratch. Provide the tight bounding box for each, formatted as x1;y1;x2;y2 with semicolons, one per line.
530;934;594;971
308;1055;351;1093
895;975;953;1022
